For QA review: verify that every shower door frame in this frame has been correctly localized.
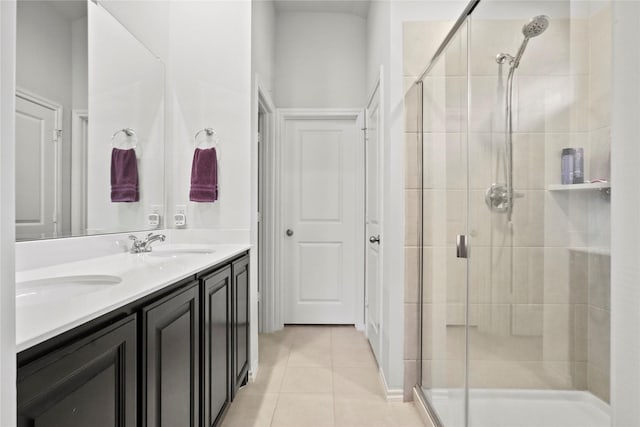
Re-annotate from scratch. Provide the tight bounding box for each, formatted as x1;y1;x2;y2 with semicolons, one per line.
413;1;480;426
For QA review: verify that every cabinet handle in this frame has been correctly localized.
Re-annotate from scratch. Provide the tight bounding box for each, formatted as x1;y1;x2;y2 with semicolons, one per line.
369;235;380;244
286;229;294;237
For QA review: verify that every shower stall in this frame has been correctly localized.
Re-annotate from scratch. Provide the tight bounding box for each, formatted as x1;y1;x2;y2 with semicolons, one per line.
406;1;612;426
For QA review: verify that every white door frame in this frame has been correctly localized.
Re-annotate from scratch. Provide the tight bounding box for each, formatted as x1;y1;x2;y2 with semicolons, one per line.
71;109;88;235
274;108;365;328
365;69;384;362
15;87;63;236
253;74;277;333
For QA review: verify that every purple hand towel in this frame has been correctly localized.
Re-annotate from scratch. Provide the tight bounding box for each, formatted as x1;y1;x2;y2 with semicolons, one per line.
111;148;139;202
189;147;218;202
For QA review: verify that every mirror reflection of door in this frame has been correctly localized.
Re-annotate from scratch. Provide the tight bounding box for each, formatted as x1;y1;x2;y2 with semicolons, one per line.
15;93;61;240
15;0;88;240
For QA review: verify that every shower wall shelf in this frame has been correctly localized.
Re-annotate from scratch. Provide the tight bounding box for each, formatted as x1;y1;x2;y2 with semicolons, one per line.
568;247;611;256
547;182;610;191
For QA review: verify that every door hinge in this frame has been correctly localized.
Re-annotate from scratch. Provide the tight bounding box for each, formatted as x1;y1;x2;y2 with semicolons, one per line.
257;132;261;144
52;129;62;142
257;212;262;223
257;292;261;303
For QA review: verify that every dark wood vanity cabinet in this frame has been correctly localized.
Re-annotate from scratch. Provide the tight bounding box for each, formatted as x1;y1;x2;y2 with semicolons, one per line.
17;251;249;427
143;282;200;427
201;267;232;427
232;256;250;397
17;315;137;427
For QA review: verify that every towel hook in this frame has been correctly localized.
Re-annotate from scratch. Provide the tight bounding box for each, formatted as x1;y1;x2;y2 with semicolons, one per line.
111;128;137;149
194;127;219;148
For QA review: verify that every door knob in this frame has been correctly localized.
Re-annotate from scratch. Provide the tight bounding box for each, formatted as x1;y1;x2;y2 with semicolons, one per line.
369;235;380;244
286;229;294;237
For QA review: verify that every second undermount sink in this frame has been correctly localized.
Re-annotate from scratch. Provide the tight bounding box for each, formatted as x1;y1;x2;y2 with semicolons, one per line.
145;244;216;258
16;275;122;307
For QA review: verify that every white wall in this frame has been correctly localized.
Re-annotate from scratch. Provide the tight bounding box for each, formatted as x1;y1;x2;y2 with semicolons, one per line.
165;0;255;370
87;1;165;234
611;2;640;425
0;1;16;424
275;11;367;108
252;0;276;96
71;16;88;111
98;0;170;62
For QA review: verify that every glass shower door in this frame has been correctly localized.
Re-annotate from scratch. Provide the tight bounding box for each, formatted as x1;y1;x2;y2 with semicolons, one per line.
465;1;612;426
418;20;469;427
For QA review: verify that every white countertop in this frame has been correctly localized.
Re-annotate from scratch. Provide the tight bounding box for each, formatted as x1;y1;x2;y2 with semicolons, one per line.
16;243;250;352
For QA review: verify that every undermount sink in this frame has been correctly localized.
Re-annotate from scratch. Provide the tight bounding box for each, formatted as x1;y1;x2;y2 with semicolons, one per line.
16;275;122;307
144;244;216;258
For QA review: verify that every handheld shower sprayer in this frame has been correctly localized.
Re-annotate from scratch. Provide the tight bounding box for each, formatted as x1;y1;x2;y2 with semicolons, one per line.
485;15;550;221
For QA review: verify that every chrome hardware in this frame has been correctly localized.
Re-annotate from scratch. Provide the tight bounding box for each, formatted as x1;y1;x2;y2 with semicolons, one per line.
111;128;137;149
485;183;525;213
129;232;166;253
456;234;468;259
286;229;294;237
369;235;380;244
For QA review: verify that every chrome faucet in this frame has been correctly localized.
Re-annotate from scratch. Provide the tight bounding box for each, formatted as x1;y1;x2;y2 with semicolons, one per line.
129;233;166;253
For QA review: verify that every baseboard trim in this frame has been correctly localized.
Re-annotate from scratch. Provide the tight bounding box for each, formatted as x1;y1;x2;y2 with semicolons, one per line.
377;368;403;402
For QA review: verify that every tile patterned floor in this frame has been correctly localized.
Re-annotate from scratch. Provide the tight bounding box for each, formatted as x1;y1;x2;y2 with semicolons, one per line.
221;325;425;427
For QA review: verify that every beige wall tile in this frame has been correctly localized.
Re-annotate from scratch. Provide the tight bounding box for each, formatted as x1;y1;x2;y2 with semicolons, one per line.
512;247;544;304
404;359;418;402
573;361;588;390
405;189;420;247
574;304;588;363
588;253;611;310
543;304;574;361
588;363;610;403
423;132;447;190
588;306;610;373
544;247;571;303
403;21;453;77
512;304;543;336
513;133;546;190
404;303;419;360
404;132;420;190
587;127;611;181
405;247;419;304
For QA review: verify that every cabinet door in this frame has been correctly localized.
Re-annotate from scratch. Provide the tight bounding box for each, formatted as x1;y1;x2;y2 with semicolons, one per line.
232;256;250;396
202;267;232;427
17;315;137;427
143;283;200;427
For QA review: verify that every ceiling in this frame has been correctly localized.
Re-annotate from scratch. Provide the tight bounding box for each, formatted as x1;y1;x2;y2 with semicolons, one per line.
274;0;371;19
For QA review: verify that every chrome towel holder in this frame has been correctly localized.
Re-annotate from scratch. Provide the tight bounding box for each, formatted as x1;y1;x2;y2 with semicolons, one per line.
111;128;137;149
194;127;219;148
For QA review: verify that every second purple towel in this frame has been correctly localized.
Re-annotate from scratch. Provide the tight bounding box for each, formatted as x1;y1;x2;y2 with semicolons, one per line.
189;147;218;202
111;148;139;202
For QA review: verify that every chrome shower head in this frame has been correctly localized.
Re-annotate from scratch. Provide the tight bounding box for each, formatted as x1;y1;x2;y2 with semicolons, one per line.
522;15;550;39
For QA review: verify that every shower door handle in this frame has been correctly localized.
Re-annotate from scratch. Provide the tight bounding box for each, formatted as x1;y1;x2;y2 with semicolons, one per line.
456;234;468;259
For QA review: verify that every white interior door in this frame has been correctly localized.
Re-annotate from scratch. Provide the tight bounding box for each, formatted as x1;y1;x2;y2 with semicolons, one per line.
15;93;59;240
283;115;360;324
365;81;383;362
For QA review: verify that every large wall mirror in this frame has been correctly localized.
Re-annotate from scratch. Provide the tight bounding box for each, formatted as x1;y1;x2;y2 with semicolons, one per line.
15;0;165;241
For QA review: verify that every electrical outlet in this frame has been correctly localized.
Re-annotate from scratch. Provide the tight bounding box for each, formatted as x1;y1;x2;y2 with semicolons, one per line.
174;205;187;227
148;205;162;228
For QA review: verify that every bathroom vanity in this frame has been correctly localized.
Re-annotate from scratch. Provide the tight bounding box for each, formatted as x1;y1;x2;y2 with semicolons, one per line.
16;245;250;427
